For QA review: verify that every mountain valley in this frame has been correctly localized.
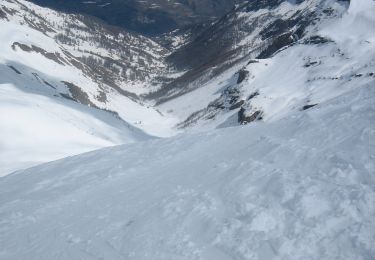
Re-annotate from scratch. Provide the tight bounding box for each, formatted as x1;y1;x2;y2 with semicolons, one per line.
0;0;374;259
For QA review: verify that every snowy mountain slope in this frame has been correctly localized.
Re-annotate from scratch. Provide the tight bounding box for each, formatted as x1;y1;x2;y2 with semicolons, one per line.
1;0;169;96
0;0;182;134
0;12;156;176
0;82;374;260
0;31;151;176
0;0;184;175
148;0;350;103
0;0;374;258
158;0;375;131
0;81;148;177
1;0;374;175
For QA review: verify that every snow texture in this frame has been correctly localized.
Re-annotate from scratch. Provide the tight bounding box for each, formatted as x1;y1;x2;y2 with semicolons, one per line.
0;83;374;260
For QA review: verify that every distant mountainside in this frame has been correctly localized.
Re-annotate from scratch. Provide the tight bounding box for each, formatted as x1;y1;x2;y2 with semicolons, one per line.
150;0;352;103
26;0;240;35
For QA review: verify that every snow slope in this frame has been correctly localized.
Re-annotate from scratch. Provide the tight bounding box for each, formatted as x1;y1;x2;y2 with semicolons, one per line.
0;19;150;176
0;82;147;176
0;0;179;138
0;0;183;175
0;81;374;259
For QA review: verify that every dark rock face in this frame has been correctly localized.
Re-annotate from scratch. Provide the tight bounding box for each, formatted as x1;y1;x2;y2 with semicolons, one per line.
62;81;97;107
302;104;318;110
304;60;320;68
257;32;295;59
256;11;316;59
303;35;334;45
247;91;259;100
238;109;262;124
229;100;245;110
244;0;284;12
0;7;8;20
237;69;249;84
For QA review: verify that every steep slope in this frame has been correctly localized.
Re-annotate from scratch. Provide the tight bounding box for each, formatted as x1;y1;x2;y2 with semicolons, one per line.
1;0;373;175
1;0;170;96
0;80;148;176
157;0;375;131
0;81;374;259
0;20;150;176
0;0;184;138
149;0;351;103
0;0;374;258
0;0;167;176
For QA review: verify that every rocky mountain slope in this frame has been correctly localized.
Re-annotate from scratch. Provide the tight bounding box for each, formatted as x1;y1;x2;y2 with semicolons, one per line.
27;0;241;35
156;0;374;131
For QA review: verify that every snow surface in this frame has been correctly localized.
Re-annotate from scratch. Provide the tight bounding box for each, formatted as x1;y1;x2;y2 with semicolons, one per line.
0;83;147;176
0;19;150;176
0;83;374;260
0;2;180;175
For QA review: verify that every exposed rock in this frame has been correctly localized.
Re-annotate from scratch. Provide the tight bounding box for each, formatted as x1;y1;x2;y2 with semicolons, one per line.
12;42;66;65
229;100;244;110
303;35;333;45
238;109;262;124
247;91;259;100
302;104;318;110
247;60;259;65
96;91;108;103
61;81;97;108
304;60;320;68
0;7;8;20
237;69;249;84
208;98;226;110
257;32;295;59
